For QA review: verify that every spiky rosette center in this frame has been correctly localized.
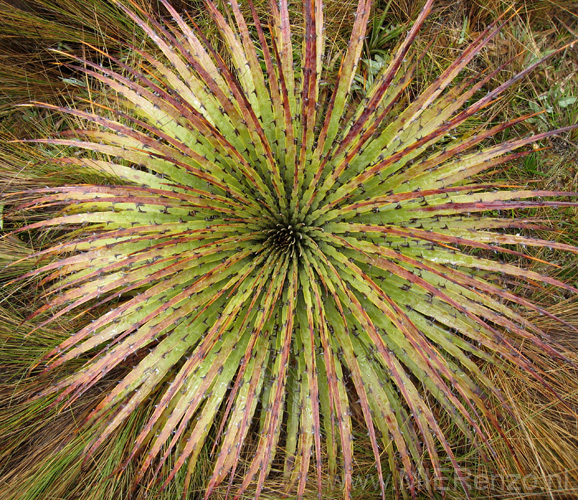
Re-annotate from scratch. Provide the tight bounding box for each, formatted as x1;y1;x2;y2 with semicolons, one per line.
261;220;308;256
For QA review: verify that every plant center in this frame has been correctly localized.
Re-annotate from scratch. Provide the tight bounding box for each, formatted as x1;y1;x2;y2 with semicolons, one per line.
262;221;306;256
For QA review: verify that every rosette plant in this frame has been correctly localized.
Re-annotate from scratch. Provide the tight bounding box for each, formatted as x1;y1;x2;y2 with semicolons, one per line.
1;0;577;499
